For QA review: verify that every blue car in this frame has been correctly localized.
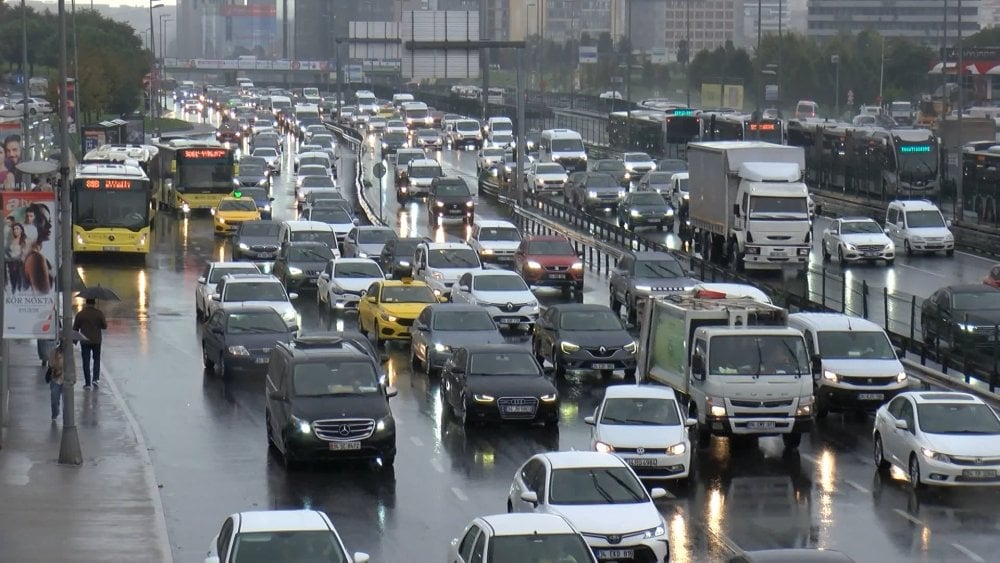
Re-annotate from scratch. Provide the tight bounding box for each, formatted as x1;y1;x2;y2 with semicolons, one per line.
201;305;295;378
234;187;274;219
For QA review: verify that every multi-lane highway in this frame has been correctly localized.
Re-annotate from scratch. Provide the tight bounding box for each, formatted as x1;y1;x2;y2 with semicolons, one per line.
76;106;1000;563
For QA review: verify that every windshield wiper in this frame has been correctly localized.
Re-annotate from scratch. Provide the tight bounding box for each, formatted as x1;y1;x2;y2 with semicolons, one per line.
590;473;618;504
623;418;661;425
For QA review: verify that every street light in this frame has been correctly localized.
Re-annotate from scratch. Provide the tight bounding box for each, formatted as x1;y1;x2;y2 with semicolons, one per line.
148;2;164;122
527;3;535;88
159;14;173;62
831;54;840;118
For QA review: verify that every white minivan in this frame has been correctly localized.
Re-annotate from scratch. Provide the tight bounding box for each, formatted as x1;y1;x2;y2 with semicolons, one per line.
884;199;955;256
278;220;341;258
539;129;587;172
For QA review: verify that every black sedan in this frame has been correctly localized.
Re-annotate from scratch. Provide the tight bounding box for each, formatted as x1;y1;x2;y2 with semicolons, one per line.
440;344;559;427
201;306;295;378
532;303;637;379
272;241;337;291
427;177;475;226
380;131;409;154
378;236;426;279
920;284;1000;349
232;220;281;261
616;191;674;231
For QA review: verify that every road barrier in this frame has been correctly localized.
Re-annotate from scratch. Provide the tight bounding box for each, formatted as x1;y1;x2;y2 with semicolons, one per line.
327;122;385;228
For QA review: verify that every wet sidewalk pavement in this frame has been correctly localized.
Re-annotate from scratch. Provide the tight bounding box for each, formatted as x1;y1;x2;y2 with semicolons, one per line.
0;341;172;562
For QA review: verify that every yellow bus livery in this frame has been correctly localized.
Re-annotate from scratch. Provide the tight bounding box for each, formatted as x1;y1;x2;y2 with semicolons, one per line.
71;163;153;254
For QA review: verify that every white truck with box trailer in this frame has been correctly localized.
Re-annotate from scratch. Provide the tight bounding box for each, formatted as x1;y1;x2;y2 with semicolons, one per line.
636;293;817;449
688;141;814;272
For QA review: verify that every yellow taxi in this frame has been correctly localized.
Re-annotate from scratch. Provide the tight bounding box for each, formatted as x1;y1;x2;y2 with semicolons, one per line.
358;278;441;347
212;193;261;235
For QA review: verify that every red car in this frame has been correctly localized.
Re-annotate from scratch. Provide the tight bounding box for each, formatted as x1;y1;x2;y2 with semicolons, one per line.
514;236;584;298
985;264;1000;288
216;123;241;144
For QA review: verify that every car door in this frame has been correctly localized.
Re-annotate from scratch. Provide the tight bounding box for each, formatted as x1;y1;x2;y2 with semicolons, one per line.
273;245;288;281
197;264;213;312
513;240;527;275
512;458;544;512
469;532;487;563
413;246;427;281
534;308;558;357
469;226;482;254
412;308;432;361
379;239;394;271
885;207;902;244
449;348;469;406
611;255;632;302
359;282;381;332
454;525;481;563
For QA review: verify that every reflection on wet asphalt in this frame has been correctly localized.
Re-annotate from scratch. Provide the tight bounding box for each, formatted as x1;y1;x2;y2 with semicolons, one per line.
83;108;1000;563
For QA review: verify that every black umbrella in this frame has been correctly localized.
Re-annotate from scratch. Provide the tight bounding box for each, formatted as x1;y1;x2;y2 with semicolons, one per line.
75;285;120;301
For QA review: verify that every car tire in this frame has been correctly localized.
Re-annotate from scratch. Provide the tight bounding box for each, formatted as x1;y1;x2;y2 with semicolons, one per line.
908;453;925;490
946;249;954;257
553;353;567;379
904;240;913;256
838;246;845;263
216;354;228;379
625;294;637;326
623;367;636;382
822;243;831;262
460;395;474;428
410;346;421;369
533;339;546;366
874;433;891;472
782;433;802;449
202;344;213;370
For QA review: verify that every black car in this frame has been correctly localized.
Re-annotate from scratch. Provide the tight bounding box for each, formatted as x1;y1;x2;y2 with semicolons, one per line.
201;306;295;378
440;344;559;427
232;220;281;261
589;159;630;187
427;177;475;226
609;250;698;326
378;237;426;279
920;284;1000;349
616;191;674;231
265;337;398;468
272;241;337;291
235;156;271;190
532;304;637;379
380;131;408;154
567;172;624;211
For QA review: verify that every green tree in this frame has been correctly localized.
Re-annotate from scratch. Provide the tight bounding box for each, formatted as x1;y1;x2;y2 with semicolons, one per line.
962;26;1000;47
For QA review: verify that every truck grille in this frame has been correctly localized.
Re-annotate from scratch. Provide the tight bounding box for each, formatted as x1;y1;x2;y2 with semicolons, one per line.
497;397;538;419
312;418;375;441
730;399;793;409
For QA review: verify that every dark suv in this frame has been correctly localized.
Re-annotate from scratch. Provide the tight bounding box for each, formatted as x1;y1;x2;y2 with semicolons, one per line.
567;172;624;211
427;177;475;226
265;336;398;469
609;250;698;325
272;241;337;291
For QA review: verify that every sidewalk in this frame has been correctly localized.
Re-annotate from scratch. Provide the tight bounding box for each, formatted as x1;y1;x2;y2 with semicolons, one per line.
0;341;172;562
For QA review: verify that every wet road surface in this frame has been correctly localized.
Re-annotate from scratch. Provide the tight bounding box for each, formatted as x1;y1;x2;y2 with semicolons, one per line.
78;107;1000;563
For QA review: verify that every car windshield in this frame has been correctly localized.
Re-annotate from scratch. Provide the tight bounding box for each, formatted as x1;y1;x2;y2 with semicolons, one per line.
380;285;438;303
240;222;280;236
299;166;328;176
239;163;265;176
482;148;503;158
231;530;347;563
335;262;383;278
224;282;287;302
559;310;622;330
586;174;619;189
313;138;334;149
748;196;809;218
469;351;540;376
428;248;481;268
309;208;352;224
433;310;495;330
645;172;673;184
634;259;684;278
383;133;407;144
434;182;470;197
551;138;584;152
630;193;667;205
457;121;480;132
817;330;896;360
905;210;946;228
952;291;1000;310
409;165;441;179
491;121;513;132
488;533;593;562
358;229;397;244
625;153;651;162
219;199;257;212
493;133;513;142
226;311;288;334
535;164;564;174
391;240;422;256
289;245;335;262
526;240;576;256
253;148;277;158
600;398;681;426
477;227;520;242
916;403;1000;434
293;361;380;397
548;467;648;505
417;129;439;138
209;266;259;283
289;231;336;247
473;274;528;291
301;177;336;188
709;335;810;376
239;188;268;201
595;161;626;173
841;220;883;235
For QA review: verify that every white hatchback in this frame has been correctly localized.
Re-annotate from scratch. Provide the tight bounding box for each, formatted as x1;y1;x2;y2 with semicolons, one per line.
884;199;955;256
449;513;598;563
317;258;385;312
205;509;368;563
451;269;540;329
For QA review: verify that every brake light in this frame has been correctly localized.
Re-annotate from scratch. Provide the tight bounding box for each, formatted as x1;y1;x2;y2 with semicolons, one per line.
695;289;727;299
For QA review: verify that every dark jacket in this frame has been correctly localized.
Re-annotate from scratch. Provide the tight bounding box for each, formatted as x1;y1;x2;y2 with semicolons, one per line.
73;305;107;344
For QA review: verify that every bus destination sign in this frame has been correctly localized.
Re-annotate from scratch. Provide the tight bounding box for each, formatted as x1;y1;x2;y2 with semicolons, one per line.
747;122;778;132
180;148;229;159
899;145;932;153
84;178;139;190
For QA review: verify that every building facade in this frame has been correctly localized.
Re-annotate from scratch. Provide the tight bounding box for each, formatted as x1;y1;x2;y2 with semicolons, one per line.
807;0;980;46
743;0;792;50
664;0;745;59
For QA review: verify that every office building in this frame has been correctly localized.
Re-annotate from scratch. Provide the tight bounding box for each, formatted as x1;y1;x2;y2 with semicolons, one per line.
664;0;745;59
808;0;980;47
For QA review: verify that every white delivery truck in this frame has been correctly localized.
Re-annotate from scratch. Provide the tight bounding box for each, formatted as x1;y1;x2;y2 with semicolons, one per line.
688;141;814;272
636;293;817;449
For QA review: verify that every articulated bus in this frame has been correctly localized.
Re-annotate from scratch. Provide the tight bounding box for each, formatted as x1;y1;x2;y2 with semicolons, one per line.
961;146;1000;225
607;108;702;158
149;139;237;213
82;144;158;172
702;112;785;144
71;163;153;254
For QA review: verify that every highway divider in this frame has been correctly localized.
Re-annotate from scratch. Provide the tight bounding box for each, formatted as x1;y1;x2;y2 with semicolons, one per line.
327;121;385;228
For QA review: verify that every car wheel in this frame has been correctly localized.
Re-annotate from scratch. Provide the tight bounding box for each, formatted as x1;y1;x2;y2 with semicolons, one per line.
822;242;831;262
904;239;913;256
202;344;213;369
874;433;891;472
909;453;925;490
553;352;566;379
625;294;637;326
533;339;546;366
216;354;227;379
781;433;802;449
838;246;845;263
946;249;954;257
424;350;435;377
410;345;421;369
623;367;636;382
656;224;664;232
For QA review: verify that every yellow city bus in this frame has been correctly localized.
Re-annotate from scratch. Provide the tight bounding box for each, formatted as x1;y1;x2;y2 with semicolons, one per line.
149;139;238;213
71;163;154;254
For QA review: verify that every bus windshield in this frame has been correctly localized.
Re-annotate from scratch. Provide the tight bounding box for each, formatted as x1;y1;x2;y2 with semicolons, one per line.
178;156;235;191
73;184;150;230
897;143;938;176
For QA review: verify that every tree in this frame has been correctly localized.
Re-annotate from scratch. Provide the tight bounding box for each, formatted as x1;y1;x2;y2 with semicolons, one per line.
962;26;1000;47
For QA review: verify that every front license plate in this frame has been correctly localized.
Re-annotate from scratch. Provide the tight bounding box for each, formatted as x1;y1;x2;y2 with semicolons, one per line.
598;549;634;560
548;273;567;279
858;393;884;400
863;251;880;257
771;251;787;257
746;421;777;430
254;357;269;364
102;246;119;251
962;469;997;478
592;363;615;370
625;458;658;467
499;318;520;324
329;441;362;451
503;406;534;414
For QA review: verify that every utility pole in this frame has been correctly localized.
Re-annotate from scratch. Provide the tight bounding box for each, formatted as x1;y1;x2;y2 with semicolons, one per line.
625;0;632;143
832;54;840;119
942;0;948;115
685;0;691;107
57;0;82;466
72;0;81;125
480;0;491;120
957;0;964;221
21;0;30;157
516;43;526;205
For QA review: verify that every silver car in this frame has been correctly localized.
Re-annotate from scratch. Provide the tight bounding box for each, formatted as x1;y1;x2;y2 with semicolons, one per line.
342;226;398;259
409;304;504;374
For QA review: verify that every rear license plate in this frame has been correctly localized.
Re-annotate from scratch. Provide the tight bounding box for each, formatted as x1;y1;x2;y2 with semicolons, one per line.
747;421;777;430
858;393;884;400
499;318;520;324
548;273;567;279
598;549;634;560
503;406;534;414
963;469;997;478
592;363;615;370
255;357;269;364
102;246;119;251
625;458;658;467
329;441;362;451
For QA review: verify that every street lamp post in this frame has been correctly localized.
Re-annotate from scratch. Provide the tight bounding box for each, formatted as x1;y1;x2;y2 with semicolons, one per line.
160;14;173;119
148;2;164;123
685;0;691;107
21;0;30;157
831;54;840;118
625;0;632;143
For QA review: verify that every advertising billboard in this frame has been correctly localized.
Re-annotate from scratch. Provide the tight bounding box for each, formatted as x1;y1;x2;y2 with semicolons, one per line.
218;4;278;59
3;191;57;339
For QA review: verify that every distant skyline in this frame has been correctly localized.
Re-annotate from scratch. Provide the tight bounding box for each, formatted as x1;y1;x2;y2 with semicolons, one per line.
29;0;176;7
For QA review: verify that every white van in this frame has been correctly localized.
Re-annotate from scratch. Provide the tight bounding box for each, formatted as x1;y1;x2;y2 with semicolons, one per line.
795;100;819;119
302;87;321;104
401;101;431;128
486;87;505;105
485;117;513;135
270;95;292;116
392;93;415;107
538;129;587;172
355;90;378;114
278;220;341;258
884;199;954;256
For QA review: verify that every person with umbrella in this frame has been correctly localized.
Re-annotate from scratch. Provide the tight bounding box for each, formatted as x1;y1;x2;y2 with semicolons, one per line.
73;287;115;388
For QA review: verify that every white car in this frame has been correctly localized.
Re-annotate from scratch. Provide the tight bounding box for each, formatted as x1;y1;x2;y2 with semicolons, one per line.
316;258;385;312
599;91;624;100
303;205;355;241
691;283;772;304
195;262;261;320
476;147;505;172
884;199;955;256
342;226;397;259
14;97;53;115
622;152;656;178
449;513;598;563
385;119;408;135
822;217;895;264
507;452;670;562
210;273;299;327
451;269;540;329
251;147;281;175
873;391;1000;489
488;132;515;149
413;241;483;297
469;220;522;263
294;149;329;172
584;385;694;482
205;510;368;563
525;162;568;195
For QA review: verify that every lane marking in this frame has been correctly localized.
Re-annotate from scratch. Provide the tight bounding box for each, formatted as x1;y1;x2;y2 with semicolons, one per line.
894;263;945;278
892;508;925;526
409;436;424;447
430;458;445;473
844;480;870;493
451;487;469;502
950;543;986;562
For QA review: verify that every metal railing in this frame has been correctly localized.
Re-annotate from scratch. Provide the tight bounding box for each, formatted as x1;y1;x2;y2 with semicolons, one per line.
327;122;385;228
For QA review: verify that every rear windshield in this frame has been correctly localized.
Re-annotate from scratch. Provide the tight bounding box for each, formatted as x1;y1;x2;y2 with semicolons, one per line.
209;266;259;283
289;230;336;247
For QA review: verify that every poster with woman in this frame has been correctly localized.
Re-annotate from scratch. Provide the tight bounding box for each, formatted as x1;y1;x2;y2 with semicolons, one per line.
3;191;57;338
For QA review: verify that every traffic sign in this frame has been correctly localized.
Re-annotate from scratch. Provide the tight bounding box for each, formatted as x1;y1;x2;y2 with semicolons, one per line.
373;162;387;178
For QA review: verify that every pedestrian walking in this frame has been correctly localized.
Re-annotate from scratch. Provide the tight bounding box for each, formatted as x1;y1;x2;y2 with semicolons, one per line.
73;298;107;389
47;342;64;422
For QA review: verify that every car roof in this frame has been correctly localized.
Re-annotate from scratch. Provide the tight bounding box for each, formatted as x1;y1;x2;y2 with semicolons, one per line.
549;303;611;314
602;384;679;400
908;391;982;404
524;235;571;243
410;158;441;166
281;220;334;231
235;510;332;534
422;241;473;250
889;199;940;211
210;261;260;269
381;279;431;287
285;240;330;248
354;225;394;232
220;305;285;317
298;152;330;159
427;303;490;315
839;216;878;223
541;451;626;469
334;258;380;266
787;312;885;332
469;269;520;278
478;513;578;536
475;219;517;229
222;273;278;283
462;343;536;355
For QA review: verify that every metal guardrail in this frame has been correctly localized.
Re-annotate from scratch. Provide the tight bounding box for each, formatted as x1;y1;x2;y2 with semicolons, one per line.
327;122;385;228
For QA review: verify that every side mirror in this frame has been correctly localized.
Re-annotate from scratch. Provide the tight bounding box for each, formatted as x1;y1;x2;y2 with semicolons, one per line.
577;252;585;260
386;386;398;398
649;487;668;500
197;276;207;284
883;228;891;235
946;219;953;227
288;292;299;300
268;391;287;402
814;204;823;216
690;354;705;380
684;417;697;427
893;419;909;431
520;491;538;505
353;553;370;563
210;294;221;301
584;415;596;425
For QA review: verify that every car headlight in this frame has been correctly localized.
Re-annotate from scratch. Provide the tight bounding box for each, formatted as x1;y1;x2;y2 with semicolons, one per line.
630;209;642;217
540;393;558;403
288;266;303;275
957;323;978;333
227;345;250;356
399;260;410;267
210;208;217;216
666;208;675;216
588;190;598;198
480;248;494;255
262;205;270;212
527;261;542;270
281;310;298;324
436;201;445;207
571;262;583;270
381;313;398;322
595;441;614;453
896;371;908;383
75;233;84;245
292;416;312;435
432;271;444;280
433;343;450;353
466;200;474;207
623;341;638;353
634;285;652;292
642;525;666;538
945;233;954;241
617;190;627;198
473;393;495;403
216;216;226;224
560;341;580;353
375;415;393;433
921;447;950;462
796;395;815;416
822;370;839;383
623;172;631;180
708;396;726;417
666;442;687;456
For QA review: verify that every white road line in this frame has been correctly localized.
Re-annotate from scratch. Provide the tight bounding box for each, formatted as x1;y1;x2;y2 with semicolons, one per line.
409;436;424;447
430;458;445;473
950;543;986;562
892;508;925;526
800;453;818;463
894;263;945;278
956;250;995;263
451;487;469;502
845;480;871;493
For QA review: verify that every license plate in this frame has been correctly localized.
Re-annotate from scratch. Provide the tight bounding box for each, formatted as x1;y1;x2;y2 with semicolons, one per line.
329;441;362;451
771;251;787;257
499;318;520;324
746;421;777;430
625;458;658;467
858;393;884;400
863;251;880;257
503;406;534;414
963;469;997;478
598;549;634;560
254;357;269;364
592;363;615;370
102;246;119;251
548;273;567;279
